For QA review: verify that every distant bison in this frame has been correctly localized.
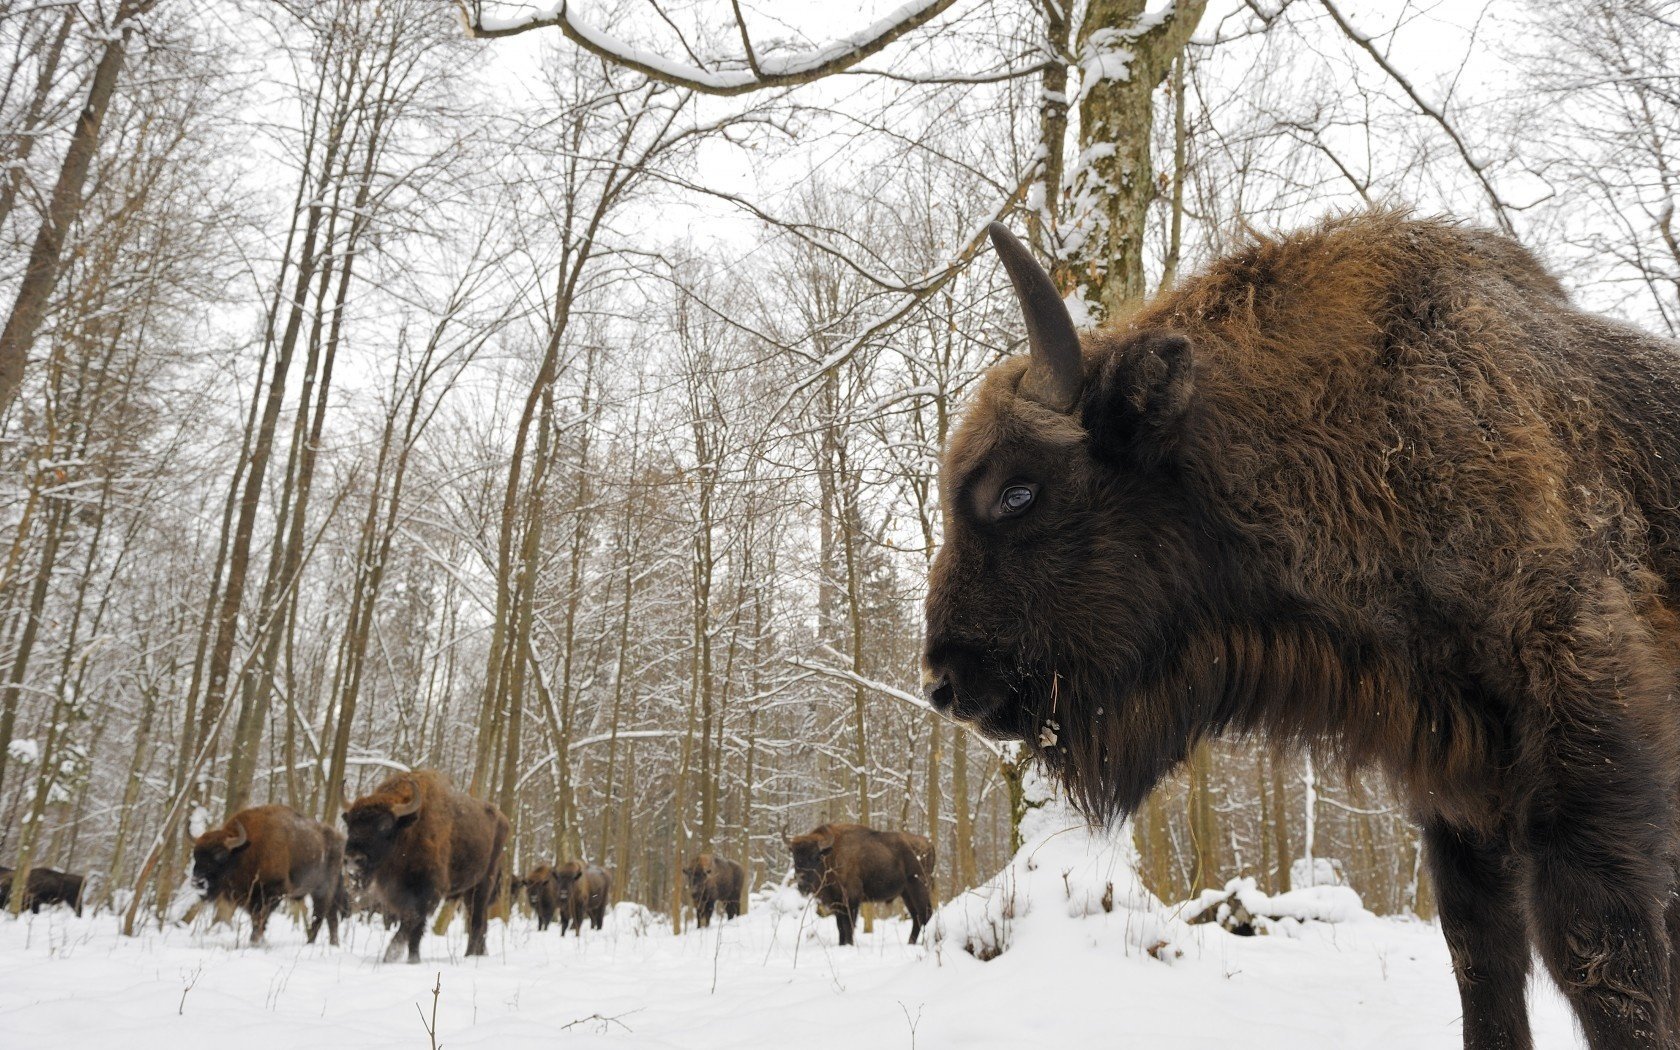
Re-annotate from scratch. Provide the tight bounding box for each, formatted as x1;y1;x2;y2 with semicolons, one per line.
520;863;564;931
0;865;86;916
923;215;1680;1048
343;770;508;962
551;860;610;935
786;824;934;945
683;853;744;928
191;805;346;946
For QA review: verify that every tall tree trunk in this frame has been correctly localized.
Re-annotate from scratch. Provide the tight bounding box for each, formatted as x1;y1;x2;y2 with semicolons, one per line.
1065;0;1207;319
0;0;157;415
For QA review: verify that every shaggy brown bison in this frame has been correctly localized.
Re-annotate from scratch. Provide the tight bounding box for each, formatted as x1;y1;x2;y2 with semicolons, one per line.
683;853;744;928
922;213;1680;1049
786;824;933;946
343;770;508;962
550;860;610;935
0;865;85;916
191;805;346;946
519;863;564;931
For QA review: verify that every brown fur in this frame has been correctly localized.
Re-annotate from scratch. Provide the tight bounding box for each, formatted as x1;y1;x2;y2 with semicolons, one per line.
190;805;345;945
343;770;509;962
683;853;745;928
521;863;564;931
924;212;1680;1048
0;865;86;917
787;823;935;946
550;860;610;935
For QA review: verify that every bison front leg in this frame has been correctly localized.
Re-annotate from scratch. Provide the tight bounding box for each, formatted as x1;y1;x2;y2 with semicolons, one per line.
1424;821;1533;1050
248;892;276;947
697;898;713;928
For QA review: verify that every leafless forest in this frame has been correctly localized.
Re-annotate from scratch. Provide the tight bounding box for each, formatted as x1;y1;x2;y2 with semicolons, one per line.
0;0;1675;929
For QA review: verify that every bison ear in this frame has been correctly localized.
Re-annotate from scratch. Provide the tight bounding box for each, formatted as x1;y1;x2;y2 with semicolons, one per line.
1086;330;1194;464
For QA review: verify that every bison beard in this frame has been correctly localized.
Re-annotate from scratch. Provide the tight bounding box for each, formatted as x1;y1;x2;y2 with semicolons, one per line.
923;213;1680;1050
343;770;508;963
191;805;347;946
786;824;934;946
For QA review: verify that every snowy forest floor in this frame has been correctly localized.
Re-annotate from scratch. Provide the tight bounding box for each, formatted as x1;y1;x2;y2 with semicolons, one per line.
1;895;1585;1048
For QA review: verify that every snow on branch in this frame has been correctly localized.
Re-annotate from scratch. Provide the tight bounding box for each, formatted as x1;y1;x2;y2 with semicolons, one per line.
458;1;960;96
788;656;1004;757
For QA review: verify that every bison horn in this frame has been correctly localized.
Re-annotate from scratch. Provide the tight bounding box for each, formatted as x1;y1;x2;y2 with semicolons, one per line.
988;222;1082;412
779;823;792;847
390;777;421;819
223;821;248;851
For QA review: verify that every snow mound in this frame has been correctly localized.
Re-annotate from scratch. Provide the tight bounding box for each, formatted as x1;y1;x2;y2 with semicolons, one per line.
1183;876;1369;937
929;769;1184;964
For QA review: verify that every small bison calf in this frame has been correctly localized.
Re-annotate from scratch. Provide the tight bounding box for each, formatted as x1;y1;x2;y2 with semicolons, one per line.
787;823;935;946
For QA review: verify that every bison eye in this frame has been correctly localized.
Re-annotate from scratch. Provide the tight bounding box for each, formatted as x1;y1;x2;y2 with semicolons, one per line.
998;483;1036;517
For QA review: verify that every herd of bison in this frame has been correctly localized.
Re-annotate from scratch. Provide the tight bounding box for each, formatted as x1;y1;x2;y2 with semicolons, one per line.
16;212;1680;1048
2;768;935;962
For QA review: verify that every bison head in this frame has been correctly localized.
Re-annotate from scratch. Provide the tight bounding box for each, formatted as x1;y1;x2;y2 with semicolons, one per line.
923;224;1213;822
551;860;585;898
786;831;833;896
683;855;715;893
190;820;251;899
522;865;558;906
342;778;421;885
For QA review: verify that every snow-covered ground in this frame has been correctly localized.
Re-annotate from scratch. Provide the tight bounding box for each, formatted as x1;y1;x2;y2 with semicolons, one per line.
0;875;1587;1049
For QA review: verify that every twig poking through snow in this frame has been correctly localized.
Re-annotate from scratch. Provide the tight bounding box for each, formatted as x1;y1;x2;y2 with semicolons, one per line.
416;972;442;1050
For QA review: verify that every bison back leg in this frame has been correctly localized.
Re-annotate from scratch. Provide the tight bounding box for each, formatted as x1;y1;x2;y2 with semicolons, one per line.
1523;731;1677;1047
1424;821;1533;1050
306;893;327;945
465;880;493;957
591;903;605;930
903;881;932;946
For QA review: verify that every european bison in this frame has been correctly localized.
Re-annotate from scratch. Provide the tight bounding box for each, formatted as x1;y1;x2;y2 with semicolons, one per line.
343;770;508;962
191;805;346;946
550;860;610;935
0;865;86;916
519;863;565;931
683;853;744;928
786;824;933;946
923;214;1680;1049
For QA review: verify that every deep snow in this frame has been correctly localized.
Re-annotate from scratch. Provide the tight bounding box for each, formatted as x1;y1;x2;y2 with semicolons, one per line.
0;859;1587;1049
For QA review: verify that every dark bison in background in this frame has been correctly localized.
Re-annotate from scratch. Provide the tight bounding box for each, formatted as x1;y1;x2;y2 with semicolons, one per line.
683;853;744;928
923;213;1680;1050
343;770;508;962
550;860;610;935
0;865;85;916
519;863;564;931
190;805;346;946
786;823;933;946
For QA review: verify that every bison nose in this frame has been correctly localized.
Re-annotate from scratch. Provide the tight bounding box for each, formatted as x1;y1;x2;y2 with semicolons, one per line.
924;670;955;711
